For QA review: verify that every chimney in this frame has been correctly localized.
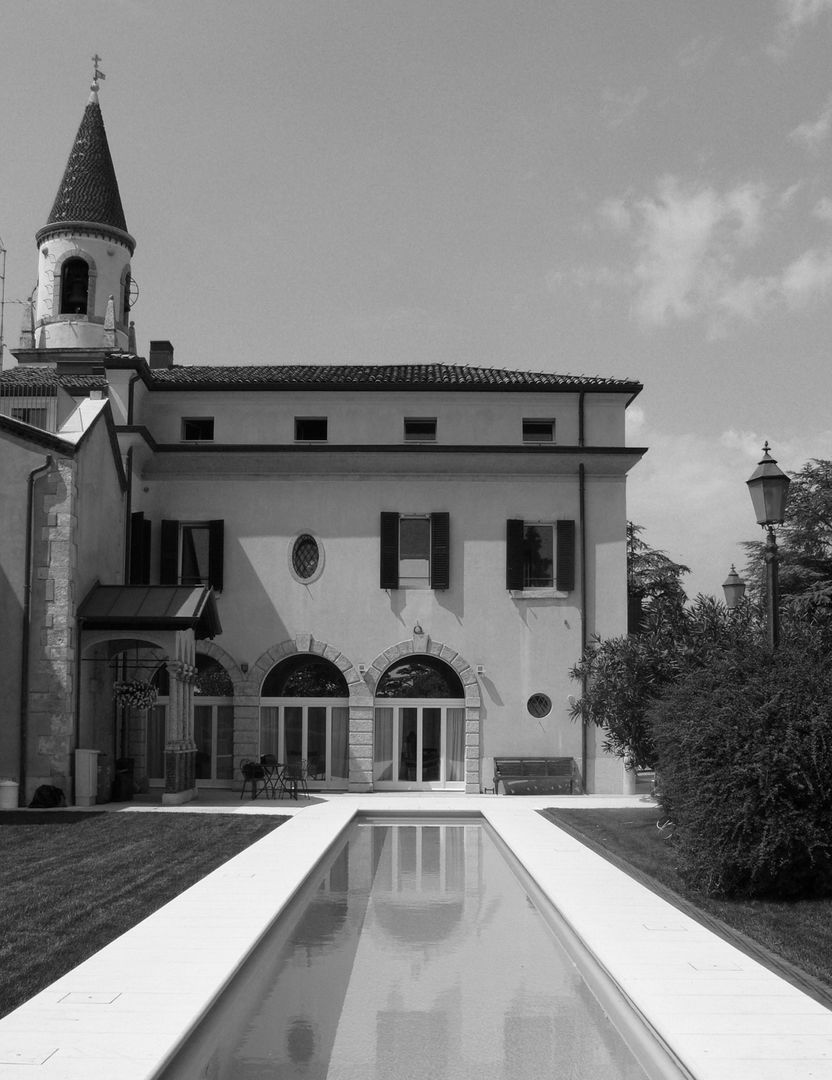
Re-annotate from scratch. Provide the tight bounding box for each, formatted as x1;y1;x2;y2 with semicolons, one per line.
148;340;174;369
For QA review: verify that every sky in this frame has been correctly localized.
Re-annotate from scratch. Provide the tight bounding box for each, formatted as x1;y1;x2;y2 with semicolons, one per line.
1;0;831;600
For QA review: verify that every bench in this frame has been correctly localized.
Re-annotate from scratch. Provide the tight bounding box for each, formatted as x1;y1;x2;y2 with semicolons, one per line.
493;757;574;795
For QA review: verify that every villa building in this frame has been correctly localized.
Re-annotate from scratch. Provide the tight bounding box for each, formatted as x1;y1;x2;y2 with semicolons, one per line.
0;80;645;805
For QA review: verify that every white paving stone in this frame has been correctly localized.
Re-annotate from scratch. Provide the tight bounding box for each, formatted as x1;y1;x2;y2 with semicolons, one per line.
0;794;830;1079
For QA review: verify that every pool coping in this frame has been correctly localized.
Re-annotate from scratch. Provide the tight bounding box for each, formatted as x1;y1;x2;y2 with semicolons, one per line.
0;795;831;1079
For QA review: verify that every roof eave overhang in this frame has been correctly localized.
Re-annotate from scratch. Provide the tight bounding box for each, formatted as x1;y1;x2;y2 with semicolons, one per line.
36;220;136;255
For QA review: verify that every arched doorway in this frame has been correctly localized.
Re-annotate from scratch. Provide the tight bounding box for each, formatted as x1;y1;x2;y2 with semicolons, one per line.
373;656;466;790
259;656;350;789
148;655;234;787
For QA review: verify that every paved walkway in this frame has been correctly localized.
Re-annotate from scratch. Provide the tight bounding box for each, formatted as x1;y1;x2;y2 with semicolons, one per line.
1;794;831;1079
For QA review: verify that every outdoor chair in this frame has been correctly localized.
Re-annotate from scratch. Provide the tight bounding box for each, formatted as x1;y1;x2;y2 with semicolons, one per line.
286;760;309;798
259;754;282;798
240;759;267;799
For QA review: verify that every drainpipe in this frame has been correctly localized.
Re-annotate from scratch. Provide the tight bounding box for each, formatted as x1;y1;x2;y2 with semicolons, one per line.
21;456;54;803
577;392;588;792
124;446;134;582
579;461;588;793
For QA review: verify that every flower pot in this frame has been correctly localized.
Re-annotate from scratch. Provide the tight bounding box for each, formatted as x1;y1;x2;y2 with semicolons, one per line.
0;780;20;810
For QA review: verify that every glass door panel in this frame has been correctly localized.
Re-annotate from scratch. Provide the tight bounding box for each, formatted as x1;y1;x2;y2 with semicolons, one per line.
446;708;465;783
147;705;166;779
194;705;213;780
422;708;441;782
374;707;394;782
260;701;350;787
307;707;327;780
373;703;466;790
285;706;303;765
216;705;234;780
399;708;418;781
260;707;279;757
331;707;349;780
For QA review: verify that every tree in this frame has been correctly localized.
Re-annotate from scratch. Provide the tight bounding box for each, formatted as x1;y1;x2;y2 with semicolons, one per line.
570;596;754;770
627;522;689;633
742;458;832;610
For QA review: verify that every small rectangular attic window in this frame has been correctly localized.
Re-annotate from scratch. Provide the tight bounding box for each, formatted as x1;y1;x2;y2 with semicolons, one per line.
181;417;215;441
404;417;437;441
522;418;555;443
295;417;328;441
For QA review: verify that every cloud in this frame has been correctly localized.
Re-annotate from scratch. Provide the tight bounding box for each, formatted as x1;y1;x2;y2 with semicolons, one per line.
813;196;832;221
589;176;832;331
789;94;832;154
602;177;768;328
777;0;832;29
781;246;832;307
770;0;832;56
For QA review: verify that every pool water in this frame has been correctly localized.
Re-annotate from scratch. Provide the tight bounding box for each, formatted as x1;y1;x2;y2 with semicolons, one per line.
165;820;651;1079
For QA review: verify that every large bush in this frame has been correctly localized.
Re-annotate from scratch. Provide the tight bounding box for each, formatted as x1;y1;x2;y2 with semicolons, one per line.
651;637;832;898
570;597;754;770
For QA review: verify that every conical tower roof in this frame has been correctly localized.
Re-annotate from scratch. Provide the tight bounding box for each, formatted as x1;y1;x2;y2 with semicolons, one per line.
40;89;132;246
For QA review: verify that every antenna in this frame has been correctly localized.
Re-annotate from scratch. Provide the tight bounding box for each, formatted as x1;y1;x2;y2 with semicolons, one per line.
0;237;6;368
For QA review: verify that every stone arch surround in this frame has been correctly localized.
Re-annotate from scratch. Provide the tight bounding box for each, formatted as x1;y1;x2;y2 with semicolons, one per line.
49;247;98;321
366;636;482;794
234;634;369;790
196;640;245;689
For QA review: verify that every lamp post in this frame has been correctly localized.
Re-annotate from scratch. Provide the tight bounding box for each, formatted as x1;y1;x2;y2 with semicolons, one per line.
722;565;746;609
746;442;791;648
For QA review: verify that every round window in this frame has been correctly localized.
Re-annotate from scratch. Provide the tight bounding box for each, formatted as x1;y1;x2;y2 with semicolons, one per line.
527;693;552;718
291;534;320;580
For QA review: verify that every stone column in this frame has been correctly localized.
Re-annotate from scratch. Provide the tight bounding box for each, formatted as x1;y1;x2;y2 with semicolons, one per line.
162;630;198;805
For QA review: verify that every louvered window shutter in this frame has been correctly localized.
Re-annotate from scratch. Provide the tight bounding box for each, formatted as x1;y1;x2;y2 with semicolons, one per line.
129;512;151;584
430;512;450;589
556;519;576;592
506;519;525;590
380;512;400;589
208;520;225;591
160;520;180;585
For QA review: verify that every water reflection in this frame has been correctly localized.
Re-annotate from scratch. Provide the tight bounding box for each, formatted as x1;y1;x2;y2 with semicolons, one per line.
163;824;648;1080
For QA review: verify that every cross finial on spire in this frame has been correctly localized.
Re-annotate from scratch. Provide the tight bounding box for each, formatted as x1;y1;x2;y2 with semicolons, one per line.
91;54;106;92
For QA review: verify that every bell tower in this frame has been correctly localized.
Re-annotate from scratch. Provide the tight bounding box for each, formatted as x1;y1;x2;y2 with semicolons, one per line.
18;59;136;361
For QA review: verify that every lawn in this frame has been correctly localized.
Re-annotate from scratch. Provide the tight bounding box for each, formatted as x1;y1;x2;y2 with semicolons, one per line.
544;808;832;1009
0;810;287;1019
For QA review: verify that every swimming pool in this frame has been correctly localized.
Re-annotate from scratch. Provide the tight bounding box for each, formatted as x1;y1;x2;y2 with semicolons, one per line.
161;816;687;1079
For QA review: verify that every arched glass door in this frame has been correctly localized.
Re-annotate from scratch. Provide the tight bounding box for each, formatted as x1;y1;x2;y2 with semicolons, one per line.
373;657;466;791
259;656;350;788
148;656;234;786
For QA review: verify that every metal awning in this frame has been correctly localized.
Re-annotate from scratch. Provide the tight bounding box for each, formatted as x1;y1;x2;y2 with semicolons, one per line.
78;584;222;639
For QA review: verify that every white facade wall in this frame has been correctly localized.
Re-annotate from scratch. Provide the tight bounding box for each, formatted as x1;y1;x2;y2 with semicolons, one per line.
128;385;637;793
141;390;588;446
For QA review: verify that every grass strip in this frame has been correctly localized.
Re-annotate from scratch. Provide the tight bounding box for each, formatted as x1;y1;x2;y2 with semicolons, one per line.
0;811;287;1019
543;807;832;1010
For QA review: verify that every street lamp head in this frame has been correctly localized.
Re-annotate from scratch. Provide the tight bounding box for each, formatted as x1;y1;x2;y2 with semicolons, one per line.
722;564;747;609
746;442;791;527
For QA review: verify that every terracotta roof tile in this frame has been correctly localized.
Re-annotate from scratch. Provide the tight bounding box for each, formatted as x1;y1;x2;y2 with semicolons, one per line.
44;97;128;234
0;369;107;393
146;363;641;393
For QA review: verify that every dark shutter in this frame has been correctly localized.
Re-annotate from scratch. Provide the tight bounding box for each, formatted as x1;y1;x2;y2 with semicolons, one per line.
430;512;450;590
506;519;525;590
208;520;225;591
556;519;576;592
129;512;151;584
380;512;400;589
160;520;180;585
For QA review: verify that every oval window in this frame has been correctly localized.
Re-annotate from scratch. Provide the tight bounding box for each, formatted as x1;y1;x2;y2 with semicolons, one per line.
291;533;320;580
527;693;552;718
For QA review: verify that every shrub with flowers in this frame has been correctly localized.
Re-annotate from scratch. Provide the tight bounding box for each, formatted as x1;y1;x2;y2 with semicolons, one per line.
113;681;157;710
